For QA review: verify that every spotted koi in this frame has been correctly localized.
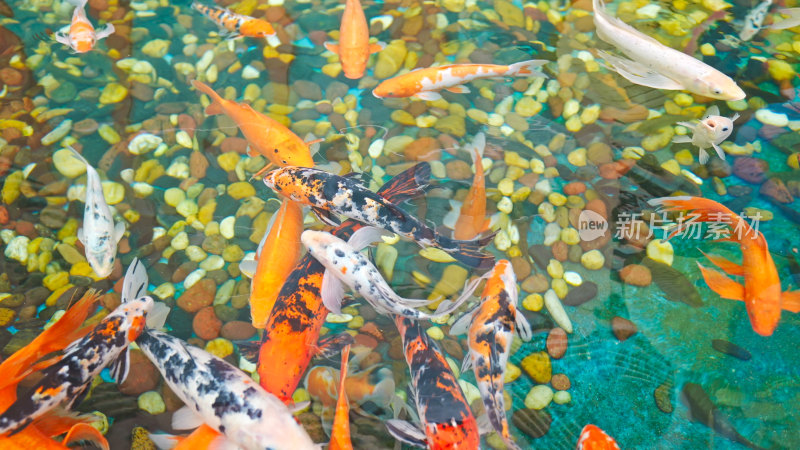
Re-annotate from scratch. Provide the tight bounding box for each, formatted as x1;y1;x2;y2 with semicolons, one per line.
387;315;480;449
576;424;619;450
67;145;125;278
450;259;532;450
54;0;114;53
192;1;276;39
263;165;496;269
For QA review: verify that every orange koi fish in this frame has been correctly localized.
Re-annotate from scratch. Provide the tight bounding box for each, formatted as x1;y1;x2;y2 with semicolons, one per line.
54;0;115;53
650;196;800;336
149;424;224;450
576;424;619;450
191;80;315;173
192;1;276;39
372;60;547;101
387;315;480;449
330;345;353;450
324;0;384;79
453;133;491;240
450;259;531;450
243;163;431;404
240;199;304;328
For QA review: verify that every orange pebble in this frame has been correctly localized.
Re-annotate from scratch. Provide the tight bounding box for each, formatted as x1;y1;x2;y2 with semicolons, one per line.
563;181;586;195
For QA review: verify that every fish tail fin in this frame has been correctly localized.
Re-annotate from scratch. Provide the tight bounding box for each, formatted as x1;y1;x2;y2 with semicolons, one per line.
65;0;88;8
330;344;351;448
376;162;431;203
191;80;224;115
647;196;748;240
434;232;497;270
65;144;89;167
506;59;547;78
61;422;110;450
432;274;483;316
464;132;485;165
190;1;205;13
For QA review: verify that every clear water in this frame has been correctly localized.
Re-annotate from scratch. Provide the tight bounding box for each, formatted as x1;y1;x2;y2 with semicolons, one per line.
1;0;799;448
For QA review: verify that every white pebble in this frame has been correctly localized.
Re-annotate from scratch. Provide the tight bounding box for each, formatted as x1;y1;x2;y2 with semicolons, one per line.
543;223;561;246
544;289;572;333
497;196;513;214
214;279;236;305
152;282;175;300
128;133;163;155
220;216;236;239
242;65;259;79
176;130;193;148
4;235;29;264
524;385;554;410
183;268;207;289
41;120;72;146
200;255;225;271
553;390;571;404
171;231;189;250
186;245;207;262
326;313;354;323
755;109;789;127
564;271;583;286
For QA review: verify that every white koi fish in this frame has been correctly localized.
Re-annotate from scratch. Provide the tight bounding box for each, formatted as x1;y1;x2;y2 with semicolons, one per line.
672;105;739;164
449;259;531;450
139;329;316;450
301;227;481;319
740;0;772;42
592;0;745;101
54;0;115;53
67;145;125;278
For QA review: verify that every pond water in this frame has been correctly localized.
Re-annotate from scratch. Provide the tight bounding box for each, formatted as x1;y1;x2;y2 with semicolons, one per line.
0;0;799;448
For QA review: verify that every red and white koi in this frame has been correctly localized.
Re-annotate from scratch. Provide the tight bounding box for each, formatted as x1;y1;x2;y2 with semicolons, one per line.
301;227;481;319
54;0;114;53
576;424;619;450
672;105;739;164
67;146;125;278
372;60;547;101
450;259;531;450
191;1;277;42
592;0;745;100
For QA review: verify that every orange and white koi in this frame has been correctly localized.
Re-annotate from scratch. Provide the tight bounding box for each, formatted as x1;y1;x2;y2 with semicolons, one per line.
649;196;800;336
592;0;745;100
0;259;157;435
54;0;114;53
191;1;276;40
576;424;619;450
244;163;431;405
330;345;353;450
239;199;304;328
373;60;546;101
192;80;315;171
672;105;739;164
450;259;531;450
324;0;384;79
387;315;480;449
264;165;496;269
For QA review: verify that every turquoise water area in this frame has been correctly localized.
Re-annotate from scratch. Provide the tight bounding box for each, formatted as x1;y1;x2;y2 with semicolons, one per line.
0;0;799;448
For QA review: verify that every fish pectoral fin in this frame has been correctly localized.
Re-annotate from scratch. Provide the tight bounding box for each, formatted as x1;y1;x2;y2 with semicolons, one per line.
671;135;692;144
515;310;533;342
460;354;474;374
698;148;710;165
697;262;745;301
449;308;476;336
385;420;428;447
711;142;726;160
376;161;431;204
77;227;86;245
234;340;260;363
54;32;71;46
347;226;392;251
321;269;346;314
476;413;494;435
288;400;311;413
445;85;471;94
312;207;341;226
121;258;148;302
109;347;130;384
61;422;109;450
172;405;205;430
94;23;115;40
700;251;744;276
66;382;92;410
114;221;126;243
314;332;355;360
596;50;684;90
781;290;800;313
146;301;171;330
704;105;720;119
412;91;443;101
323;42;340;54
238;259;257;278
369;42;386;53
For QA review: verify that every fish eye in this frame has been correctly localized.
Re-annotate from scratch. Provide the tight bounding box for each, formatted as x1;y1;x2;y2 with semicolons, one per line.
722;127;728;131
712;88;722;95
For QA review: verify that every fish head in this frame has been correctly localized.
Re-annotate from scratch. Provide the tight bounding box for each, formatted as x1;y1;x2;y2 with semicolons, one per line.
697;73;746;101
301;230;346;266
239;20;275;39
576;424;619;450
72;36;95;53
699;115;735;143
305;365;339;405
86;247;116;278
119;296;154;341
372;80;409;99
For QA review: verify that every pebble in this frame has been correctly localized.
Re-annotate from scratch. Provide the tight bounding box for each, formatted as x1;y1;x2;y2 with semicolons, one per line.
646;240;674;266
177;278;215;313
546;327;568;359
220;217;236;240
619;264;652;286
552;391;571;405
227;182;255;200
711;339;752;361
551;373;571;391
138;391;166;415
580;249;605;270
41;120;72;146
99;83;128;104
205;337;234;359
129;133;163;155
120;350;159;395
654;382;673;413
755;109;789;127
4;235;29;264
522;293;544;311
193;306;222;340
611;316;638;341
220;320;256;340
512;409;552;439
200;255;225;271
544;289;572;333
524;385;554;410
53;148;87;178
521;351;551;383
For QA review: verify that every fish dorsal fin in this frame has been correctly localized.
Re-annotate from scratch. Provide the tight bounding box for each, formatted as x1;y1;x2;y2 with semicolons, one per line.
109;347;130;384
172;405;205;430
515;310;532;342
347;226;391;251
385;420;427;447
413;91;442;101
704;105;720;119
288;400;311;413
321;269;346;314
369;42;385;54
314;332;355;360
114;222;126;243
146;301;171;330
324;42;340;54
121;258;148;303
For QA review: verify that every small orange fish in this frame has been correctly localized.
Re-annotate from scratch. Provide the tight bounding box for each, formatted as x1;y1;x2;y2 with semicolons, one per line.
576;424;619;450
191;80;316;173
149;424;225;450
329;345;353;450
453;133;491;240
240;199;304;328
192;1;276;39
54;0;115;53
324;0;384;79
373;60;547;101
650;196;800;336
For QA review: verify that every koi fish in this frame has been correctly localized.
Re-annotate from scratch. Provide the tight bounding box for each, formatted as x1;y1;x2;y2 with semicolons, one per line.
239;199;304;328
324;0;384;79
649;196;800;336
592;0;745;100
330;345;353;450
54;0;115;53
192;1;276;40
138;329;316;450
372;60;547;101
681;383;763;450
450;259;531;450
770;8;800;30
576;424;619;450
248;163;432;404
740;0;772;42
150;424;223;450
191;80;315;173
672;105;739;164
452;133;491;240
263;166;496;269
386;316;480;449
0;261;156;435
302;227;482;319
67;145;125;278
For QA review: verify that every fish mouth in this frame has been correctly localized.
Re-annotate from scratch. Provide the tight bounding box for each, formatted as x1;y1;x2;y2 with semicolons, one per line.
372;90;383;99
